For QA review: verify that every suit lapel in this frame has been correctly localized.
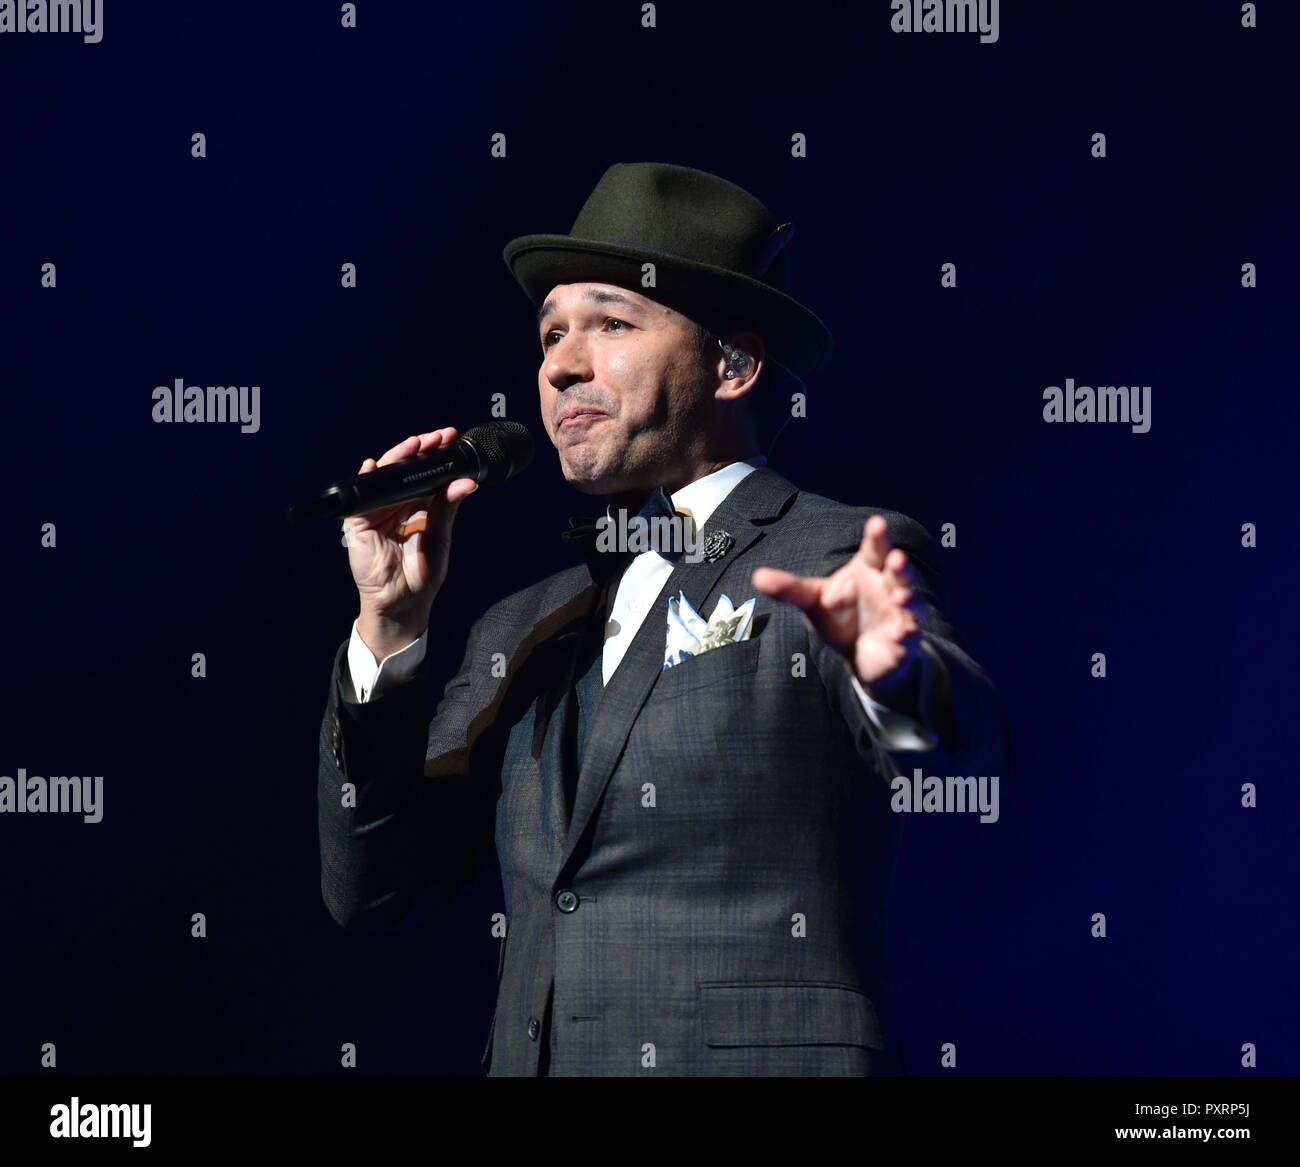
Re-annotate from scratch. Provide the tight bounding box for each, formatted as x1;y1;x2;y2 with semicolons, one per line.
560;466;799;862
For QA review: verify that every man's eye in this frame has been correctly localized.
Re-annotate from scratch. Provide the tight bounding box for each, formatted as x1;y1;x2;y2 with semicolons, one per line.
542;319;628;349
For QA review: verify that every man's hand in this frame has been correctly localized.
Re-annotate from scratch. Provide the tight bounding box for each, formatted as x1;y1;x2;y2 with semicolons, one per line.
752;515;926;695
345;426;478;662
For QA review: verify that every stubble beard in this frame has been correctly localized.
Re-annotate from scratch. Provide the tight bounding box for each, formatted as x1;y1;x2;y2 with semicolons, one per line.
557;358;713;497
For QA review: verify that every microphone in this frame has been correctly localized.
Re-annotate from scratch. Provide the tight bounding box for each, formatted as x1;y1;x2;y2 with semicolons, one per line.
287;420;534;522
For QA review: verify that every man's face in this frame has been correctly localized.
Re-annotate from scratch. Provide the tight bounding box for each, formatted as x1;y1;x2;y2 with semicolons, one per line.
536;282;713;498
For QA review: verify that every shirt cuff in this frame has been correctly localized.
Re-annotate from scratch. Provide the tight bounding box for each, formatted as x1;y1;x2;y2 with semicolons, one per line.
849;672;939;752
346;620;428;704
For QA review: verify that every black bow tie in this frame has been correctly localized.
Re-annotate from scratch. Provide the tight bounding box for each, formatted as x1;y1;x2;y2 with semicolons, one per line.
563;486;694;577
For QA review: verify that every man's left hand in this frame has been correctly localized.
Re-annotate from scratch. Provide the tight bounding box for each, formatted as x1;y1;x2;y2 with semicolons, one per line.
752;515;926;695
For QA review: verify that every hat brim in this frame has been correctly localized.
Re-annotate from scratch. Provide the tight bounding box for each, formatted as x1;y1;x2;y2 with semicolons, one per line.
503;234;834;377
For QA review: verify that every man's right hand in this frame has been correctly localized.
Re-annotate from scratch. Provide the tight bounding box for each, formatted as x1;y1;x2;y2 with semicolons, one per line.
345;427;478;662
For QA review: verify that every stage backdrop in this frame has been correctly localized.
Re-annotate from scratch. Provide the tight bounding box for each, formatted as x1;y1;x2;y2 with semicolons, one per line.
1;0;1295;1077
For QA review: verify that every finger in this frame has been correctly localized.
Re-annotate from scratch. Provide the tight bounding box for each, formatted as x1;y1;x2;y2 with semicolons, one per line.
395;476;478;538
872;603;922;649
413;477;476;550
375;434;421;468
414;425;459;454
752;566;823;611
890;581;924;608
444;476;479;504
395;511;429;539
857;514;892;570
881;546;917;593
890;587;926;620
884;547;913;580
377;426;457;467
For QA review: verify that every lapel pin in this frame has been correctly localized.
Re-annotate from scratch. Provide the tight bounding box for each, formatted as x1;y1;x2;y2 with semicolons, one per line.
700;530;734;563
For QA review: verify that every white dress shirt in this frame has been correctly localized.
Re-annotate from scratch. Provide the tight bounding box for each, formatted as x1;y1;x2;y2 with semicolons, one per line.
345;458;937;750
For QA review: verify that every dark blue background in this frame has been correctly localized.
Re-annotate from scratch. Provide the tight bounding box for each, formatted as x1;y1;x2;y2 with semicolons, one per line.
1;0;1295;1076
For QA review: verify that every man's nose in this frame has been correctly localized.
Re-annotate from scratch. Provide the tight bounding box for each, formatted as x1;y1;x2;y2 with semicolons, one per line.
543;331;594;389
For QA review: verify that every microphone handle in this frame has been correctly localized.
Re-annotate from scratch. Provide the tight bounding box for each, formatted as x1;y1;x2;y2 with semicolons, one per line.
288;443;482;522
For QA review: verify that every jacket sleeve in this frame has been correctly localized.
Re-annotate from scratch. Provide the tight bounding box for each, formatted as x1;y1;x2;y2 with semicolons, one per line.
808;509;1011;784
317;613;502;929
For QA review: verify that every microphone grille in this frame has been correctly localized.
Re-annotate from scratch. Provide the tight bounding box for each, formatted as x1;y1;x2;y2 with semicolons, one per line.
462;420;535;483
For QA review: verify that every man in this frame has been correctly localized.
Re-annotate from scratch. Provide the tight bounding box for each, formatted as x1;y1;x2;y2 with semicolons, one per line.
318;162;1008;1076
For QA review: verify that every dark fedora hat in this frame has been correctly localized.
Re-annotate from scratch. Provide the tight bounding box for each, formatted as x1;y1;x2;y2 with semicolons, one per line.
502;162;834;377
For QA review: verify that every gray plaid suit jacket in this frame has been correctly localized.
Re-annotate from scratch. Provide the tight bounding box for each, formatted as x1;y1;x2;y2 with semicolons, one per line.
318;465;1009;1076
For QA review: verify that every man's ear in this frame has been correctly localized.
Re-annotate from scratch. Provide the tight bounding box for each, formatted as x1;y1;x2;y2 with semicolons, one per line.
714;331;766;403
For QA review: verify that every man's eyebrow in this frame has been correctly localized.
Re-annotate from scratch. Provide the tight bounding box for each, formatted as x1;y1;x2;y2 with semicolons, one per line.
537;290;643;331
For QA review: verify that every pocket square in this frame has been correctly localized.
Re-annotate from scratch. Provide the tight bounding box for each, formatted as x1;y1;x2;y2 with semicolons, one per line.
663;591;757;670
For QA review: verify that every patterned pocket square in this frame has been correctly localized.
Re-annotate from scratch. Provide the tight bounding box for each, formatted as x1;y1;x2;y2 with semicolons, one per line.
663;591;757;670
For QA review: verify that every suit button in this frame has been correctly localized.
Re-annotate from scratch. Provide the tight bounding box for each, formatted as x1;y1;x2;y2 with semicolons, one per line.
527;1018;540;1041
555;890;579;913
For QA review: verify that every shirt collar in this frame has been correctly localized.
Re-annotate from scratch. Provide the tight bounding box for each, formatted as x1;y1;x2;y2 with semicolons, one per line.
667;455;766;532
601;457;766;526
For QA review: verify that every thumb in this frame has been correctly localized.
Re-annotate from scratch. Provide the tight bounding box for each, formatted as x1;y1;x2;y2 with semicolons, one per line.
395;478;478;567
753;566;855;651
752;566;823;612
427;477;478;543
